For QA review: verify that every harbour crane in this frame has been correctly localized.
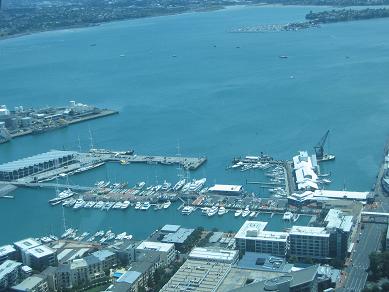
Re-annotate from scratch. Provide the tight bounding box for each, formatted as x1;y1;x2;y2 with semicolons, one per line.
314;130;335;162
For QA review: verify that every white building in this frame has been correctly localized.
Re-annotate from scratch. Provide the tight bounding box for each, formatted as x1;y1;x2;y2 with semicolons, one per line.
0;260;22;291
14;238;41;264
136;241;175;266
208;184;243;196
289;226;330;260
25;245;57;272
293;151;319;191
189;247;238;264
0;245;17;264
235;221;289;257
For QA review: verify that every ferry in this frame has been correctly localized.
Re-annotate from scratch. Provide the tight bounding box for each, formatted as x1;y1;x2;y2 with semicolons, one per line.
181;206;195;215
218;207;228;216
234;209;243;217
134;202;142;209
207;206;218;217
163;201;172;209
141;202;151;210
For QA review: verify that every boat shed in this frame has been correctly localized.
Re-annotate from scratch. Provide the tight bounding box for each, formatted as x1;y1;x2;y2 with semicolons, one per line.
0;150;76;181
209;184;243;195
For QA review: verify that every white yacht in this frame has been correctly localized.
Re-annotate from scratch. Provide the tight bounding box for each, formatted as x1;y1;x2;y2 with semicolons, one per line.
163;201;172;209
207;206;218;217
173;179;186;191
218;207;227;216
234;209;243;217
249;211;256;218
201;207;210;215
134;202;142;209
121;201;130;209
181;206;194;215
73;199;85;209
94;201;104;209
141;202;151;210
242;208;250;217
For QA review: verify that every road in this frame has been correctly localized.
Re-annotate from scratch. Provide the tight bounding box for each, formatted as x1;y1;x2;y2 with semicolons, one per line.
340;142;389;292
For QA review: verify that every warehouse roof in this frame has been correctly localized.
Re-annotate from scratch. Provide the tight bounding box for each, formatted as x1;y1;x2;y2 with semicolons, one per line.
0;150;76;172
27;245;55;258
209;184;243;193
0;245;16;257
189;247;238;263
14;238;41;251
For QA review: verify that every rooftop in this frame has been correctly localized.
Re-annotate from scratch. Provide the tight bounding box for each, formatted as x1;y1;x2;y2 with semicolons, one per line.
289;226;329;237
160;259;232;292
235;221;288;242
237;252;293;273
209;184;243;193
137;241;174;253
0;260;22;279
0;150;76;172
162;228;195;244
189;247;238;263
117;270;141;285
130;252;160;274
0;244;16;257
161;225;181;233
92;249;115;261
27;245;55;258
12;275;45;290
14;238;41;251
324;209;353;232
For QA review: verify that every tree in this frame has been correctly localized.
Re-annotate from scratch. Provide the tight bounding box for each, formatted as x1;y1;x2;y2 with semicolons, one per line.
381;282;389;292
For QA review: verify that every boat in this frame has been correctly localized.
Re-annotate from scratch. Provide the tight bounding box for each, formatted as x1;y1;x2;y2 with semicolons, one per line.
73;199;85;209
161;181;172;191
218;207;228;216
234;209;243;217
112;202;123;209
249;211;256;218
48;189;74;205
134;202;142;209
318;172;331;178
242;209;250;218
63;198;76;207
173;179;186;191
279;55;288;59
154;204;163;211
61;228;74;239
201;207;210;215
292;213;300;222
283;211;293;221
135;182;146;190
140;202;151;210
163;201;171;209
314;130;335;162
321;178;332;184
207;206;218;217
181;206;195;215
121;201;130;209
94;201;104;209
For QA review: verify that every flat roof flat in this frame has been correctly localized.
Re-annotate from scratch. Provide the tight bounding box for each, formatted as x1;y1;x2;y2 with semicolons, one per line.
12;275;44;290
117;270;141;285
161;225;181;233
162;228;194;244
324;209;353;232
137;241;174;253
27;245;55;258
235;221;288;242
14;238;41;251
209;184;243;193
0;150;76;172
289;226;329;237
0;245;16;257
189;247;238;263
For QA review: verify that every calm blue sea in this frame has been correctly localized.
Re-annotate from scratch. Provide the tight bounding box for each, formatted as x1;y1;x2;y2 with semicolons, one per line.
0;5;389;244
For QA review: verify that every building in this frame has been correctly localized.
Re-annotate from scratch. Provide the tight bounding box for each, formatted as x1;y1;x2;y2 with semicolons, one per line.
0;245;17;264
14;238;41;264
189;247;238;264
91;250;117;271
289;226;330;260
293;151;319;191
235;221;289;257
11;275;48;292
288;190;373;206
208;184;243;196
148;225;194;250
105;253;161;292
25;245;57;272
0;260;22;291
228;265;321;292
160;259;232;292
386;225;389;251
236;252;293;273
324;209;354;259
136;241;175;266
0;150;76;181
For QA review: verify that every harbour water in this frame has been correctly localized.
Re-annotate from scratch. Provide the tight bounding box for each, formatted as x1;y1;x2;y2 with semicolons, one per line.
1;5;389;244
